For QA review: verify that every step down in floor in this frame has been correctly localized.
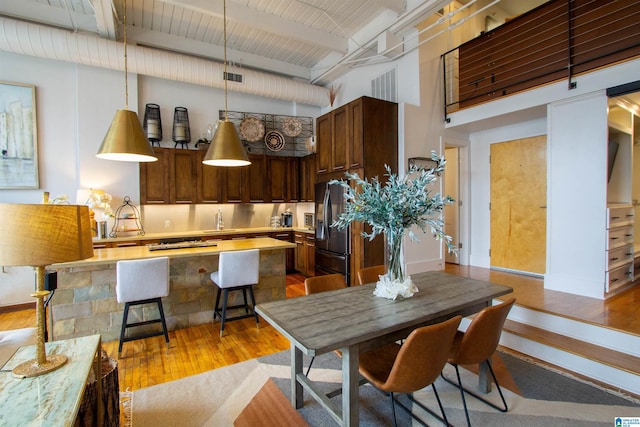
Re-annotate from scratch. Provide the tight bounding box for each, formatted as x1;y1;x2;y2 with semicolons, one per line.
495;303;640;398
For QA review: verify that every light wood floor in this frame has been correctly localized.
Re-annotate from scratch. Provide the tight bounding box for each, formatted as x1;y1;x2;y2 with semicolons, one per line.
444;264;640;335
1;268;638;395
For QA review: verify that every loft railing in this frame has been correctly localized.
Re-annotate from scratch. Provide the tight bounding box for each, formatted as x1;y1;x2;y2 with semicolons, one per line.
442;0;640;121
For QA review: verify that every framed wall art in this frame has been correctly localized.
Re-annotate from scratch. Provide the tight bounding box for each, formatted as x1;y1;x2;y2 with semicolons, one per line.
0;81;39;189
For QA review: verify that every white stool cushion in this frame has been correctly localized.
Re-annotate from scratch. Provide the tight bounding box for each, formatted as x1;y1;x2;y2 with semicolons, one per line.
210;249;259;289
116;257;170;303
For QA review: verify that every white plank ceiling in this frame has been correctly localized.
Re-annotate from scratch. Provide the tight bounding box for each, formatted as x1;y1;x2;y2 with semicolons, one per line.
0;0;547;85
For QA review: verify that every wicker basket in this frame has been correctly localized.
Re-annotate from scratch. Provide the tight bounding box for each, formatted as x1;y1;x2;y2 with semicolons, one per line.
74;349;120;427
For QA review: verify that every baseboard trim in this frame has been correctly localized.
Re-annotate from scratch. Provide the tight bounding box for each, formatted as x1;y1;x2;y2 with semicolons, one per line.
0;302;35;313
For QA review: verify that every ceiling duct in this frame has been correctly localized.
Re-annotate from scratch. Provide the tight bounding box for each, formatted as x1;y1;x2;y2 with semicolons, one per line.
0;17;328;107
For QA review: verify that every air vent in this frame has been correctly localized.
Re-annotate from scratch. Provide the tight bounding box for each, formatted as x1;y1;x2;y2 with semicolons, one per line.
224;71;243;83
371;67;397;103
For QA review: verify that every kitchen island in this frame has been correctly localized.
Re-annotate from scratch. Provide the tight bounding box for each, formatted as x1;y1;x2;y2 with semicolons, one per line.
49;238;295;342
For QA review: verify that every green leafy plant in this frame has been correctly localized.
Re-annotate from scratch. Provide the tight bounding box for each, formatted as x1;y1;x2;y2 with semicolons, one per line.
330;151;456;290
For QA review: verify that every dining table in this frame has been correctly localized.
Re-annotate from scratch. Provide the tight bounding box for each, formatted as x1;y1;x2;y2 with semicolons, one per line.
255;270;514;427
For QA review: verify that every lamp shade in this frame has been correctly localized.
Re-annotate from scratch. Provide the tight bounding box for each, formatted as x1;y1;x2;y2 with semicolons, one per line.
97;109;158;162
0;204;94;267
202;120;251;167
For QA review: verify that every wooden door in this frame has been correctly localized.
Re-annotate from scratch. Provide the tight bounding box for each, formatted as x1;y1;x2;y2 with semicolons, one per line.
331;104;349;172
349;98;364;169
171;149;197;204
490;136;547;274
197;150;225;203
247;154;266;202
287;157;300;202
268;156;287;202
139;147;170;204
316;113;331;174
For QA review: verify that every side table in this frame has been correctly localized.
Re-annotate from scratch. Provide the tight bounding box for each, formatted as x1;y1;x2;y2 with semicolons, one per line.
0;335;103;426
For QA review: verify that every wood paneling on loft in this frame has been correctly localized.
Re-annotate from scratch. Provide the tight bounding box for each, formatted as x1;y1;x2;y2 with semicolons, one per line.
452;0;640;111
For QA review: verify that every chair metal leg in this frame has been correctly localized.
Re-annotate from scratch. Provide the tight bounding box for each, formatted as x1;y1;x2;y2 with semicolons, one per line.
242;288;249;313
441;360;508;427
213;288;222;321
156;298;170;347
118;302;131;355
389;392;398;427
247;286;259;326
220;289;229;337
305;356;315;376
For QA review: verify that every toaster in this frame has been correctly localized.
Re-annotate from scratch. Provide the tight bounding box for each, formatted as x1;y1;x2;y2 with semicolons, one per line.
304;212;315;229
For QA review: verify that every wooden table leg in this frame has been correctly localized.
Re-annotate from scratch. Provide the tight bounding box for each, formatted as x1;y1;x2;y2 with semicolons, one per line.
95;337;104;427
478;361;492;393
291;345;304;409
341;344;359;427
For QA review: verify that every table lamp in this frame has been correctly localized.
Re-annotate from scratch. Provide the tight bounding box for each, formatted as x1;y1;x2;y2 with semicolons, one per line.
0;204;94;377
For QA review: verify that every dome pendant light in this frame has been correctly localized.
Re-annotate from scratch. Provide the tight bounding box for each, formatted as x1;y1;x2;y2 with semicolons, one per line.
96;0;157;162
202;0;250;167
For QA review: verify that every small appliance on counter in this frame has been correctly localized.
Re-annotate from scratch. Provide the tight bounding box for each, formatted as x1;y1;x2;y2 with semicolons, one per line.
281;210;293;228
304;212;315;230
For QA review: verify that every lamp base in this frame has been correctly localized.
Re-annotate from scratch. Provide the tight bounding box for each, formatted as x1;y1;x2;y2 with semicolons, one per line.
12;354;68;378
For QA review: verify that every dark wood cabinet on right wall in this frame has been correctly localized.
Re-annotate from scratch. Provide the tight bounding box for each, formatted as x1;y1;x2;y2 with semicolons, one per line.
315;96;398;284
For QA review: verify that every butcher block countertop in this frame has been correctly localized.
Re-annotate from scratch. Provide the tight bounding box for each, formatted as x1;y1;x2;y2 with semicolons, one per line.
53;237;296;269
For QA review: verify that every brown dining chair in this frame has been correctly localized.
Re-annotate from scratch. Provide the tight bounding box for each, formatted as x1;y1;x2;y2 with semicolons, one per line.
356;265;385;285
304;273;347;295
441;297;516;427
358;315;462;427
303;273;347;375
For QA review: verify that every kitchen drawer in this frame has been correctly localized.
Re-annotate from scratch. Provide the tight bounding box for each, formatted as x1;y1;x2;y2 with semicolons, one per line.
606;226;633;249
605;263;633;293
607;205;634;229
606;244;634;270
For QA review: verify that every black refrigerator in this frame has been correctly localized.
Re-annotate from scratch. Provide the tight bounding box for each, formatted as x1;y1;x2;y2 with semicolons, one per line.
315;181;351;284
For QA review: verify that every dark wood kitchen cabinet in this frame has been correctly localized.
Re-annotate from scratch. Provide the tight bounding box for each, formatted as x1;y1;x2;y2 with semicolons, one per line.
197;150;225;203
268;156;288;202
171;148;198;203
294;231;315;276
141;149;303;204
247;154;266;202
315;96;398;284
140;147;170;204
268;156;301;203
315;96;397;183
299;154;316;202
316;104;349;174
140;147;197;204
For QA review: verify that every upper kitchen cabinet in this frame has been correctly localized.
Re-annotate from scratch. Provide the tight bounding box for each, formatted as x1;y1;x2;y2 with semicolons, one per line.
140;147;170;204
171;149;198;203
299;154;316;202
247;154;266;203
197;150;225;204
267;156;300;202
140;147;198;204
316;96;398;180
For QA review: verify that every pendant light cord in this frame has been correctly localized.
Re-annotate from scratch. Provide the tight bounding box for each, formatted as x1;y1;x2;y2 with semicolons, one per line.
223;0;228;122
123;0;129;110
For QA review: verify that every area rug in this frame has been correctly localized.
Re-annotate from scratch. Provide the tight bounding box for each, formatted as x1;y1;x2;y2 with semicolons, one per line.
124;351;640;426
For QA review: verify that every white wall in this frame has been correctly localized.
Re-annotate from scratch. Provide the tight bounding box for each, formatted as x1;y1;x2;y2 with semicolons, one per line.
545;92;608;298
0;50;320;306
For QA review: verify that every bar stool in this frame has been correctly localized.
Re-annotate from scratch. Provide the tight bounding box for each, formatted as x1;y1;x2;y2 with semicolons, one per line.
116;257;170;356
211;249;260;337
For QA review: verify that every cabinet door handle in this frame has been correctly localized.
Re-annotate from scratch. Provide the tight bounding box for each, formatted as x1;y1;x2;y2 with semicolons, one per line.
333;165;344;170
610;257;619;261
611;216;620;220
611;237;619;240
